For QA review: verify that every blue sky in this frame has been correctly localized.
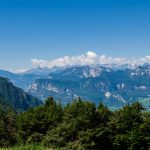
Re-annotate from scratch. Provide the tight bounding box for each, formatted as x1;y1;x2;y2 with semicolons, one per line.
0;0;150;70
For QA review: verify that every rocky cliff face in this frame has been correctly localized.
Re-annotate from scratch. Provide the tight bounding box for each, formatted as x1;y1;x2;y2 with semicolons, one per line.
28;65;150;110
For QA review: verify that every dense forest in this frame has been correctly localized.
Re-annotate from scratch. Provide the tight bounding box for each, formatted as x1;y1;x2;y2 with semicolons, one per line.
0;97;150;150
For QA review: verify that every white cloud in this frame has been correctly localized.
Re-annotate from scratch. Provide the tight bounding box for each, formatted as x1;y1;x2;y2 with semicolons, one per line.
86;51;98;58
31;59;48;68
31;51;150;69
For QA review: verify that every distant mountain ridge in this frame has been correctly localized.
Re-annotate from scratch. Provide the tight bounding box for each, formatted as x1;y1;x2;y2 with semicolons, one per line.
48;65;111;81
28;64;150;110
0;69;48;91
1;64;150;110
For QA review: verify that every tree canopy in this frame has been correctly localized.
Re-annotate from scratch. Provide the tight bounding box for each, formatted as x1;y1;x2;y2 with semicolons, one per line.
0;97;150;150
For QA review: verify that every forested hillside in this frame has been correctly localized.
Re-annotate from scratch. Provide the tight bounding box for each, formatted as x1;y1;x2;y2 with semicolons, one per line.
0;76;42;111
0;97;150;150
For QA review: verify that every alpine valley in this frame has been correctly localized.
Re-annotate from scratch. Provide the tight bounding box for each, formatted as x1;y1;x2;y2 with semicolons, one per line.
1;64;150;110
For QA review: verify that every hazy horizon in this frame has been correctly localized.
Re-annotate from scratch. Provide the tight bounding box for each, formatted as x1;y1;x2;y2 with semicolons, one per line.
1;51;150;73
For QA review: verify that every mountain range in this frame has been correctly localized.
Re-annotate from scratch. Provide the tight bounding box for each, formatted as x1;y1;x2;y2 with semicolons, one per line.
1;64;150;110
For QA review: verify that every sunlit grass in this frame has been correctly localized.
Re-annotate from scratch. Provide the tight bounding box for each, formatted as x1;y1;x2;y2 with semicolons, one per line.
0;144;56;150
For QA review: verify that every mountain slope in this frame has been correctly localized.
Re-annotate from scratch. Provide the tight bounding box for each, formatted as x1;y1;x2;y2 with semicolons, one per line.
0;76;42;111
29;65;150;110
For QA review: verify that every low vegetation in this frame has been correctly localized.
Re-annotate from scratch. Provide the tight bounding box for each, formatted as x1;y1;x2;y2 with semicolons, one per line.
0;144;45;150
0;97;150;150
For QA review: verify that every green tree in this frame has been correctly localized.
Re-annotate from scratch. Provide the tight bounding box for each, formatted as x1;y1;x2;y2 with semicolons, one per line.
44;99;98;148
111;102;146;150
17;97;63;144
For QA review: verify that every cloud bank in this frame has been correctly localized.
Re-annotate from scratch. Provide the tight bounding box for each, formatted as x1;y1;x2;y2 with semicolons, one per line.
31;51;150;69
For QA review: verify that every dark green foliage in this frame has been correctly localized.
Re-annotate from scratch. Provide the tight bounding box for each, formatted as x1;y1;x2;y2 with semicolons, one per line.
78;103;112;150
44;99;98;148
0;97;150;149
17;97;63;144
110;103;148;150
0;108;17;147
